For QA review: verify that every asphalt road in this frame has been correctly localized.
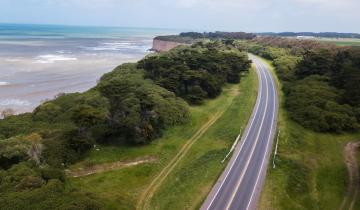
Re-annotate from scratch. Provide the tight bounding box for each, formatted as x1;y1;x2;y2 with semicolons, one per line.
201;55;279;210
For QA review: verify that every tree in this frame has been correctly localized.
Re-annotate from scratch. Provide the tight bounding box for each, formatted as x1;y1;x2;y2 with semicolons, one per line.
98;69;189;144
24;133;43;165
273;55;299;81
331;48;360;106
0;133;44;169
71;105;106;136
1;108;15;119
0;137;30;169
32;102;61;123
295;49;334;79
286;76;358;132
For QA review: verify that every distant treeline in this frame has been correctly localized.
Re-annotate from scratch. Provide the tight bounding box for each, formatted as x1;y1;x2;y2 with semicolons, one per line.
156;31;360;44
241;37;360;133
155;31;256;43
257;32;360;39
180;31;256;40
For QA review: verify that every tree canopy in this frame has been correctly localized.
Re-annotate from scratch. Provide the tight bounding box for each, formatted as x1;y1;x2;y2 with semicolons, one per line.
138;44;251;104
98;65;189;144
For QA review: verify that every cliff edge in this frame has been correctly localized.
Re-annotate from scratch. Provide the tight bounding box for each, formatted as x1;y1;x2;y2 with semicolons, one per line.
151;38;185;52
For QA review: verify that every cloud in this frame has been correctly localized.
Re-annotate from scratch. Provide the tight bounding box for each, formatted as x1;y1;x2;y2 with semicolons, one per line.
0;0;358;32
292;0;360;10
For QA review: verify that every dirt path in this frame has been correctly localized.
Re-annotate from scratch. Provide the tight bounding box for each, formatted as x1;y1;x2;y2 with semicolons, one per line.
340;141;360;210
136;110;226;210
66;156;157;178
136;85;242;210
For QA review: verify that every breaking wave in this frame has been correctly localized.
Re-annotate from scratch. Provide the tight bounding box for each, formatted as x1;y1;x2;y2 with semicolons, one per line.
34;54;77;64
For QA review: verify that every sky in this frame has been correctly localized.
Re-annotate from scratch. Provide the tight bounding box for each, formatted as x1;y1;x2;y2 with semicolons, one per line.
0;0;359;33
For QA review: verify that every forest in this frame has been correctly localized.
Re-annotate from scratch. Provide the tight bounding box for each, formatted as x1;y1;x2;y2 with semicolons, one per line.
154;31;256;44
0;41;251;209
243;37;360;132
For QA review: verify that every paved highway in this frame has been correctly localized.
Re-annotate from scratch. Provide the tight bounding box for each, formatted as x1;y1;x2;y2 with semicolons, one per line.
201;55;279;210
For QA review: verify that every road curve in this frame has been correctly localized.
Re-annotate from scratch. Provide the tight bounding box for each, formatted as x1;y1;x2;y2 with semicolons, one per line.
201;55;279;210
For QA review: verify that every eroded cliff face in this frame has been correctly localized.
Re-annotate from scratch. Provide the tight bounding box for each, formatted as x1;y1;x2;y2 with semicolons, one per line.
151;39;185;52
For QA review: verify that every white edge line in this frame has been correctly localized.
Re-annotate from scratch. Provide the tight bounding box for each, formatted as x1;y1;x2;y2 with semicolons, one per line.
245;60;278;210
224;59;270;210
204;59;264;210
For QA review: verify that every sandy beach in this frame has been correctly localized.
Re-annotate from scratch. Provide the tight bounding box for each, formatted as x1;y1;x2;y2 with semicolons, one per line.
0;24;175;114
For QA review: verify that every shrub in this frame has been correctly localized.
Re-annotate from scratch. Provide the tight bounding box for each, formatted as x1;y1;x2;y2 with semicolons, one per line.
40;167;65;182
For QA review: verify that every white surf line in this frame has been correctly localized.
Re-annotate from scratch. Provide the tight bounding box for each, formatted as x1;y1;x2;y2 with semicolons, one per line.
245;60;277;210
204;60;264;210
224;60;270;210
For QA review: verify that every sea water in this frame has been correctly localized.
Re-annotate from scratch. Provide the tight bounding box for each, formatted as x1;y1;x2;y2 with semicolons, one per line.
0;23;178;113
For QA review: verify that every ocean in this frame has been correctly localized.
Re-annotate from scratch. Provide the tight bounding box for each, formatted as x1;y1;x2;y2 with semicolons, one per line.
0;23;178;114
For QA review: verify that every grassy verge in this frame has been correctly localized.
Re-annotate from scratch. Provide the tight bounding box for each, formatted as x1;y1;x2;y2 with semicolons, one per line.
66;68;258;210
258;57;360;210
148;67;258;209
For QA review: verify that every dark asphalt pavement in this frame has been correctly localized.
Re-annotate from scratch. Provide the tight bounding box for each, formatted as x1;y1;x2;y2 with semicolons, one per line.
201;56;279;210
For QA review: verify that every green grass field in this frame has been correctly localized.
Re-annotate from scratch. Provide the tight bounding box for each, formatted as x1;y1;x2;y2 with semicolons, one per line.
258;58;360;210
67;68;258;210
318;38;360;47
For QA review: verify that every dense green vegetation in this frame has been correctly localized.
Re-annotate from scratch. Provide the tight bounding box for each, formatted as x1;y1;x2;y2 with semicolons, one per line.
0;162;102;210
98;64;189;144
139;42;251;104
244;38;360;209
0;41;251;209
0;65;189;209
243;37;360;133
68;67;258;210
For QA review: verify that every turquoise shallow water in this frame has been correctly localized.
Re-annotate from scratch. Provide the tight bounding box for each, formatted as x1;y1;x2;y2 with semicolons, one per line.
0;23;178;113
0;23;178;39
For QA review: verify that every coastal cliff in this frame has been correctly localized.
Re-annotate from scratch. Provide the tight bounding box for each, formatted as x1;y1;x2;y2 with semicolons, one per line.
151;38;185;52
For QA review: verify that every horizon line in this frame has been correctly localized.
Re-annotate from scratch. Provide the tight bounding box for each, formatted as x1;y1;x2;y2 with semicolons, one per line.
0;22;359;35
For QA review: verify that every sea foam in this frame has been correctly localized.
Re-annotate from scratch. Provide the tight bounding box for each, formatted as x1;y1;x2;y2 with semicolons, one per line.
34;54;77;64
88;42;145;51
0;99;31;106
